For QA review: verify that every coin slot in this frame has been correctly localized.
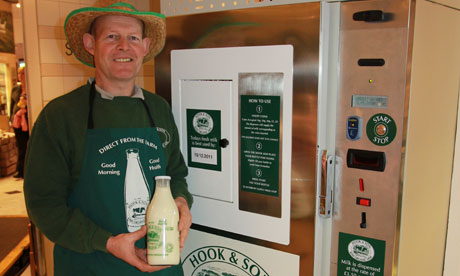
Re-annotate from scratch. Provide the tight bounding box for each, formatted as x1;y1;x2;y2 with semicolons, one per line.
360;212;367;229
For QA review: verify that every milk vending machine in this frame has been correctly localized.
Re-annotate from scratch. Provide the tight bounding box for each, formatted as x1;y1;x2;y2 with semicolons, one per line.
155;1;413;275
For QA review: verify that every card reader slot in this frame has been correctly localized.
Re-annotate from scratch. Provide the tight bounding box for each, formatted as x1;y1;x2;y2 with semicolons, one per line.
358;58;385;67
353;10;385;22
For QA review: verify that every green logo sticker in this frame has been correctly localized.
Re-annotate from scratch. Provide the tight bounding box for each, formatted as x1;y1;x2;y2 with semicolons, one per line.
338;233;385;276
366;113;396;146
186;109;222;171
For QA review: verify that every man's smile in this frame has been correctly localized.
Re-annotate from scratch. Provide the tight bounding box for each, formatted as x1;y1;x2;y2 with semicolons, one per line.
114;57;133;62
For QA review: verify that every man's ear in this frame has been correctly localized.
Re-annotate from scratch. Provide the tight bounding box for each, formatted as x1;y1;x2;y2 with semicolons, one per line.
82;33;95;55
142;37;151;57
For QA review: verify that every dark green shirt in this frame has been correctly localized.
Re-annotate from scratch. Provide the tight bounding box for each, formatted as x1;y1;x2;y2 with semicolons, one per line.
24;83;192;254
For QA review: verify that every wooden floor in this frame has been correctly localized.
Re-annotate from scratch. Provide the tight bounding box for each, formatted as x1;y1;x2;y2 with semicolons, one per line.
0;228;29;275
0;176;31;276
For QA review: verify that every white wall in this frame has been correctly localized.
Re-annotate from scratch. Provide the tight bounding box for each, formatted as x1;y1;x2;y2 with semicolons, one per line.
398;1;460;275
435;0;460;270
433;1;460;274
444;80;460;275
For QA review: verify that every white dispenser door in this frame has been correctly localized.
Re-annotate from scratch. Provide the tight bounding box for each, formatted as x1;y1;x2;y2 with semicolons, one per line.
179;80;233;202
171;45;293;245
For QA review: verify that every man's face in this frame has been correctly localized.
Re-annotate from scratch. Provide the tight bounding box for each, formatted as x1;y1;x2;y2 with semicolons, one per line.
83;15;150;85
18;70;25;85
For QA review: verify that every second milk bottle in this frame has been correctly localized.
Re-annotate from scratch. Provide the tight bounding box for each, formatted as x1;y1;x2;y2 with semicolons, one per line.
146;175;180;265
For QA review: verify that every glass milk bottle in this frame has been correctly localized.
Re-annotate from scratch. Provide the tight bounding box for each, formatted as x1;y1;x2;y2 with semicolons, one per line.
124;148;150;232
146;176;180;265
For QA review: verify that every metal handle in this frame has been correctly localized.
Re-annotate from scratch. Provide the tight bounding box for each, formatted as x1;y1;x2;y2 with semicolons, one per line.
319;151;334;218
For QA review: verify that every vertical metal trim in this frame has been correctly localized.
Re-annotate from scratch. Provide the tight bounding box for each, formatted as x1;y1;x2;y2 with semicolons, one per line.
394;0;417;275
314;1;341;275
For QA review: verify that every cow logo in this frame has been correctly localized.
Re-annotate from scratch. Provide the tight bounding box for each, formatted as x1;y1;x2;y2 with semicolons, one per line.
193;112;214;135
147;230;160;242
126;199;148;231
348;239;375;262
147;225;163;250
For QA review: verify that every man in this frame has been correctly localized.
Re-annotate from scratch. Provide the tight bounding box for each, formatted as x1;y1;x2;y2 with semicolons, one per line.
24;3;192;275
10;66;29;179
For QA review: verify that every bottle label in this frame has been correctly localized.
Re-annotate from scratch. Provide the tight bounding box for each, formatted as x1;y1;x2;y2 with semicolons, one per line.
147;224;163;250
147;219;176;256
126;199;148;228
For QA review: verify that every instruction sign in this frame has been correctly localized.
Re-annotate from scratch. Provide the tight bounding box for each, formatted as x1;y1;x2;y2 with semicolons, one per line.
240;95;280;197
337;232;385;276
187;109;221;171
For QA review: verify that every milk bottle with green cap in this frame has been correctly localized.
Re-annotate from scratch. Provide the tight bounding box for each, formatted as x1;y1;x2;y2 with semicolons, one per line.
146;175;180;265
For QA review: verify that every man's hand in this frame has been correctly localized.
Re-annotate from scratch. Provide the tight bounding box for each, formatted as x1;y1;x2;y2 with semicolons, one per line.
175;197;192;250
106;226;170;273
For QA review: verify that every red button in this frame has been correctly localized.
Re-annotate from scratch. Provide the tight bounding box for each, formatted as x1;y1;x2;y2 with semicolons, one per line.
356;197;371;207
359;198;370;206
359;178;364;191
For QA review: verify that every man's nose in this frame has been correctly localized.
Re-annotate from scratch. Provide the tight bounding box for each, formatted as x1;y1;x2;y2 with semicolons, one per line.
117;37;129;50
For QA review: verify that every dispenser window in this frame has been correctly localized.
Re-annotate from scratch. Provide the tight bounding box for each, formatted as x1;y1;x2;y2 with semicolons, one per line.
347;149;386;172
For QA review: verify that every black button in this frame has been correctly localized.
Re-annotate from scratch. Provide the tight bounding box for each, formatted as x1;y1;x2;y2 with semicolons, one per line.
220;139;229;148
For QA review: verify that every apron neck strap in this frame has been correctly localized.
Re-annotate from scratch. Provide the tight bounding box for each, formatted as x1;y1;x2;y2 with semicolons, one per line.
87;81;156;129
88;81;96;129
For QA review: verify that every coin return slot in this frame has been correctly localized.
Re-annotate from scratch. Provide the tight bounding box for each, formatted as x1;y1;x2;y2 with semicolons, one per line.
347;149;386;172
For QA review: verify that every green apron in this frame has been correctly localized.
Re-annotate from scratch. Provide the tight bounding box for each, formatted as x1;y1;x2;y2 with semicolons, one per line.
54;82;184;275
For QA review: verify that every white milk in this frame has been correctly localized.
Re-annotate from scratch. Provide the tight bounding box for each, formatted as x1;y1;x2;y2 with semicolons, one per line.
124;148;150;232
146;176;180;265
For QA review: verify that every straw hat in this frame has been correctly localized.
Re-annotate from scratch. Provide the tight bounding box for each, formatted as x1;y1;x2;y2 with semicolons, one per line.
64;2;166;67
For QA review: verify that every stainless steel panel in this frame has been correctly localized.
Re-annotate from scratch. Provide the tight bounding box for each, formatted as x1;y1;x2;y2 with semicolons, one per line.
155;3;320;275
331;1;412;275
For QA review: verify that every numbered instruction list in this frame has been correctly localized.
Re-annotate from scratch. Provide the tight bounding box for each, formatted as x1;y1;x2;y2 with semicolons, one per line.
240;95;280;197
